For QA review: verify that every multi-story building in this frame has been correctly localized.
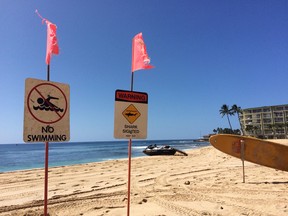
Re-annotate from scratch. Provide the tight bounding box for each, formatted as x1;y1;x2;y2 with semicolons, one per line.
239;104;288;139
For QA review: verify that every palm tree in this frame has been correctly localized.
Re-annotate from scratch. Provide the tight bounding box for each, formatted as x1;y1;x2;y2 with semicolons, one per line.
267;124;275;138
219;104;233;130
245;125;254;136
231;104;245;135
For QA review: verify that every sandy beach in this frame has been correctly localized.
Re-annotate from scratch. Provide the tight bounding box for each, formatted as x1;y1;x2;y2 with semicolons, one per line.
0;141;288;216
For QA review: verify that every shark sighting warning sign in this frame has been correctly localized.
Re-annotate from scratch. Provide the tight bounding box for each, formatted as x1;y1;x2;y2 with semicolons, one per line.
114;90;148;139
122;104;141;124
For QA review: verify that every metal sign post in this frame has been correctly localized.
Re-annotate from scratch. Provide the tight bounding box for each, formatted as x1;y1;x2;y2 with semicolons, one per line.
114;89;148;216
240;140;245;183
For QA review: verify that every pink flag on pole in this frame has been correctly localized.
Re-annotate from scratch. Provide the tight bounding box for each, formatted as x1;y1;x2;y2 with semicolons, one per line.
45;20;59;65
131;32;154;72
36;10;59;65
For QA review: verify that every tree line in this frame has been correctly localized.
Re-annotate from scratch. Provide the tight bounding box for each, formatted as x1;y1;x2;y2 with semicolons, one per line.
213;104;244;135
214;104;288;138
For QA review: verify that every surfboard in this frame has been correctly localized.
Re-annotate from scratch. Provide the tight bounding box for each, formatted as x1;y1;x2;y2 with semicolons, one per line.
209;134;288;172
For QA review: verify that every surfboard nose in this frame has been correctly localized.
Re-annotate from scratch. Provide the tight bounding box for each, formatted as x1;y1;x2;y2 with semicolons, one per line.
209;135;217;147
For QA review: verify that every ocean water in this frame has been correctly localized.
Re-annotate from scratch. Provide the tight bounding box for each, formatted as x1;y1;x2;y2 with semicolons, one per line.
0;140;209;173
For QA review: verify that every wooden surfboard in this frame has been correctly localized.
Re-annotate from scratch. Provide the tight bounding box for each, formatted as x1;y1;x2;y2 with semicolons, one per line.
209;134;288;172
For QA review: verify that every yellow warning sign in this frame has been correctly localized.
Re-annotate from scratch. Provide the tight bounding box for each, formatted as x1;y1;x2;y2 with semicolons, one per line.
114;89;148;139
122;104;141;124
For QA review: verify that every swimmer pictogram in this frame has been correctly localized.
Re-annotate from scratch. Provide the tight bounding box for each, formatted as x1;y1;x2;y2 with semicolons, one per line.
33;95;64;112
27;82;68;124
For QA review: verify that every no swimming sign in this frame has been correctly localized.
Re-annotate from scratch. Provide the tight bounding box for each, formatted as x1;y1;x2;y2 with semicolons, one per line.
23;78;70;143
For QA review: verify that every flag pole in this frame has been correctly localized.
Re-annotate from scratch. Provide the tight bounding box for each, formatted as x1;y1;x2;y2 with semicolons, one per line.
130;72;134;93
127;71;134;216
36;10;59;215
44;142;49;216
127;138;132;216
126;32;153;215
130;34;135;92
44;64;50;216
126;32;135;215
47;64;50;81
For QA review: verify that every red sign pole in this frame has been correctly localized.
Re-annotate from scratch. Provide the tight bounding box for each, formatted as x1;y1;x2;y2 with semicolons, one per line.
127;71;134;216
44;141;49;216
44;64;50;216
127;138;132;216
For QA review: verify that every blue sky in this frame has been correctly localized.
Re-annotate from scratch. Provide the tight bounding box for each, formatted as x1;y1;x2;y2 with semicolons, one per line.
1;0;288;144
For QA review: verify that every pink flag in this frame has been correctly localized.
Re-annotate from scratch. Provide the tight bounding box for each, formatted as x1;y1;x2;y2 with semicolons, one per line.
131;32;154;72
36;10;59;65
45;20;59;65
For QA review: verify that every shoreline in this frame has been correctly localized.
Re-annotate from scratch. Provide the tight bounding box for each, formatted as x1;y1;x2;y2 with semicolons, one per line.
0;140;209;173
0;142;288;215
2;138;285;174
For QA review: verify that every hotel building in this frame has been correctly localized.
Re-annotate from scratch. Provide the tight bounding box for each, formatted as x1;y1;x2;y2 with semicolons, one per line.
239;104;288;139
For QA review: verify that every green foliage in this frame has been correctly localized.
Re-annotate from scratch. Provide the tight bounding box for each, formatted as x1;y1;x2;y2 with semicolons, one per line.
213;127;241;135
214;104;243;135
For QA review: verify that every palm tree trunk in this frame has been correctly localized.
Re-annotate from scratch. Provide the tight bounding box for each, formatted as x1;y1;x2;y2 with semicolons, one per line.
227;115;232;130
237;113;245;135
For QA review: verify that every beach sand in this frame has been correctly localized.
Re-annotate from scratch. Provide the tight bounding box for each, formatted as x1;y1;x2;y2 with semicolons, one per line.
0;140;288;216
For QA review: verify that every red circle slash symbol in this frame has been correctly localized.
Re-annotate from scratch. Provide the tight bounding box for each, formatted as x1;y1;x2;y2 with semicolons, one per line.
27;83;68;124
